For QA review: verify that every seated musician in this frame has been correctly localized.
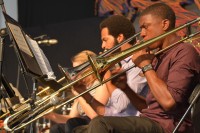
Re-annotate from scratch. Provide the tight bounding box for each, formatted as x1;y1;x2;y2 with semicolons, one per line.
45;49;143;133
44;50;109;132
46;15;148;133
66;15;148;132
72;3;200;133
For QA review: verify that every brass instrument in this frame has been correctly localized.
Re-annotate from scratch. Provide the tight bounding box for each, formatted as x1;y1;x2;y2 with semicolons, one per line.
0;77;65;120
89;19;200;82
4;17;200;132
64;32;140;79
3;34;141;131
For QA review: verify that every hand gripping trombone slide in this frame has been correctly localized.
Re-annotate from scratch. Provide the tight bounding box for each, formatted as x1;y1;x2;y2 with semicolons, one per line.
3;17;200;132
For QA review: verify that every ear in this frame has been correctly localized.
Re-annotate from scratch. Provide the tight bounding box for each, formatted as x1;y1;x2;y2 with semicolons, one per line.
162;19;170;31
117;34;124;43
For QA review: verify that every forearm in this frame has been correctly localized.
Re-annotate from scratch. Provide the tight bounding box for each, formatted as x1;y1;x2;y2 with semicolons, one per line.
45;113;71;123
123;87;147;111
81;93;105;116
144;70;176;111
77;96;98;119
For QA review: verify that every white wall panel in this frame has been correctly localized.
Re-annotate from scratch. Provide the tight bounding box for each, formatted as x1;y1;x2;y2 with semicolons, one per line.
0;0;18;28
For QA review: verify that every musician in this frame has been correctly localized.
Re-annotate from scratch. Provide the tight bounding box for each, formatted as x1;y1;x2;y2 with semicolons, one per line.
70;15;149;132
73;3;200;133
59;15;148;133
45;50;110;133
47;48;143;132
73;14;148;115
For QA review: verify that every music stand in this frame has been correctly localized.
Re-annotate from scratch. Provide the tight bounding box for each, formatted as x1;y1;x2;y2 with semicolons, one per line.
3;12;64;100
3;12;62;85
4;13;44;78
2;12;63;132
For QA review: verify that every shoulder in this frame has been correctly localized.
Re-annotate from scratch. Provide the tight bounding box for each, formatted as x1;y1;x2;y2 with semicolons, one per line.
110;88;130;104
173;43;198;56
169;43;200;71
170;43;199;62
111;89;128;100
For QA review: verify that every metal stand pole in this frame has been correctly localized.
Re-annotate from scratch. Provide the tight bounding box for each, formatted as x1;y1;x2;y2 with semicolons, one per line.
173;84;200;133
29;79;38;133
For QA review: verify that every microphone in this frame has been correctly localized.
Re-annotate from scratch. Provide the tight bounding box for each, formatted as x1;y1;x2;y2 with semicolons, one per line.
0;28;8;37
37;39;58;46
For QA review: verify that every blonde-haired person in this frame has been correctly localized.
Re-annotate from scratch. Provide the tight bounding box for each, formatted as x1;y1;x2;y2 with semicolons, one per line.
45;50;109;133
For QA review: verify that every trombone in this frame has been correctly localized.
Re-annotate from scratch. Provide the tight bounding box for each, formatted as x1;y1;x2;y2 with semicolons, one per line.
4;16;200;132
1;31;140;120
64;32;140;79
0;77;66;119
1;29;140;119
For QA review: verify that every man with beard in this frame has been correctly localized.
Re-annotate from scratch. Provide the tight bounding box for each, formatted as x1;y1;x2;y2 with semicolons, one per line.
71;15;148;132
73;3;200;133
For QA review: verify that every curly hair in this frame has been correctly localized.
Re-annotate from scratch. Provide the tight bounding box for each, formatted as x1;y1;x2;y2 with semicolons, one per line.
140;3;176;30
100;15;136;45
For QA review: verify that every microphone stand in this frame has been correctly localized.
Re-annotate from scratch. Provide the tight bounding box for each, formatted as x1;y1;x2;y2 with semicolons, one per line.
29;78;38;133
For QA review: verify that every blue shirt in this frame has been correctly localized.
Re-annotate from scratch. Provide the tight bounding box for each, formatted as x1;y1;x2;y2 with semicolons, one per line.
104;56;148;116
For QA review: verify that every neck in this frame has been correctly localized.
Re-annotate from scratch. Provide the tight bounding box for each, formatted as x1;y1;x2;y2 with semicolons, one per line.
121;43;132;51
162;33;178;49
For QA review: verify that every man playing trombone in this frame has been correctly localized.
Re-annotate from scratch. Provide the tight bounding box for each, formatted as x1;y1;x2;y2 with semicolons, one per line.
71;15;148;131
48;15;148;133
73;15;148;116
73;3;200;133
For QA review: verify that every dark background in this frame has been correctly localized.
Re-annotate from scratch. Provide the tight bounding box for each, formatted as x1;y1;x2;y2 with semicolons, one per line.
3;0;103;98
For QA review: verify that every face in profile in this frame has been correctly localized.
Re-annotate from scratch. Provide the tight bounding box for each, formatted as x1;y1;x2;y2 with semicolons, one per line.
101;27;118;51
139;14;165;50
72;60;94;86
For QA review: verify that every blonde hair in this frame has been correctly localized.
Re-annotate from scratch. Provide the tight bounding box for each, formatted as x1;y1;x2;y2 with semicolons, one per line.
71;50;97;87
71;50;96;63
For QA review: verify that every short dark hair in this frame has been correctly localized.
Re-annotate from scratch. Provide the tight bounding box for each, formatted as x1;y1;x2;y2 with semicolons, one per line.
140;3;176;30
100;15;136;44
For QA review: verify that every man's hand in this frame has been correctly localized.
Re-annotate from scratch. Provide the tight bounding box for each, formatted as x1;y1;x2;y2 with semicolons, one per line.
72;83;87;96
132;49;154;68
104;66;128;90
110;68;128;90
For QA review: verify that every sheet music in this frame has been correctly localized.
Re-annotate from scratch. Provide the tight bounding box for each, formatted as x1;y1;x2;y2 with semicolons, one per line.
7;22;33;57
25;35;56;80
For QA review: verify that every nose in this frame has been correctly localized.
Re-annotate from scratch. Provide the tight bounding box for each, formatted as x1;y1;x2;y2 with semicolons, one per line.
101;41;106;49
140;29;146;39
